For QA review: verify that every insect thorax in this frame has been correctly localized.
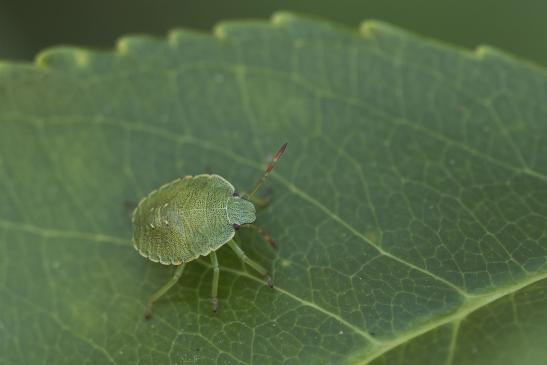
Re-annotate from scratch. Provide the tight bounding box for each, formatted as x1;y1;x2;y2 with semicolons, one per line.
226;197;256;225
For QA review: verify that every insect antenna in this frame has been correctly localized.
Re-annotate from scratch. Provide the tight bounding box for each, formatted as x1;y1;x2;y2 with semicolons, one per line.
245;143;287;199
241;224;277;248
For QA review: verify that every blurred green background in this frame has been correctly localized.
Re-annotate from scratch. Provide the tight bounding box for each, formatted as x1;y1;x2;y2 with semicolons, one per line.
0;0;546;67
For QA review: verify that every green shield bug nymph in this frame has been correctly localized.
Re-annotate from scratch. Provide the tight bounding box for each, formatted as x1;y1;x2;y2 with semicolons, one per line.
132;143;287;318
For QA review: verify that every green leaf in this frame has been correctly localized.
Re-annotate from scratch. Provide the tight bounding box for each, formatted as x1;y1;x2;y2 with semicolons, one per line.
1;12;546;365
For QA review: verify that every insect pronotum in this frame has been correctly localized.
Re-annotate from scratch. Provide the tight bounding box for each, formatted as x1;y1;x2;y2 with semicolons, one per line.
131;143;288;318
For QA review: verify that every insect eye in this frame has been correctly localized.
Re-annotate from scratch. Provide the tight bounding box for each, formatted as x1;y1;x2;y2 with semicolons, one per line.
232;192;240;197
233;224;241;230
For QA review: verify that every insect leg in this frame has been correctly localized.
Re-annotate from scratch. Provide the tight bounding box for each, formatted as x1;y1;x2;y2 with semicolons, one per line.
210;251;220;312
144;263;186;319
227;239;273;287
241;224;276;248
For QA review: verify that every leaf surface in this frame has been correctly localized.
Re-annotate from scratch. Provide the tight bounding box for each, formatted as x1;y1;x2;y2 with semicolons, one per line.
1;13;546;365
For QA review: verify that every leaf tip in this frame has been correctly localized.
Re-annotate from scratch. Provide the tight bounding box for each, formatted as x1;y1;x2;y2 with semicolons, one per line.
271;11;297;26
166;29;189;47
473;44;546;72
212;24;229;40
115;38;132;55
35;48;92;70
359;20;379;39
115;35;165;57
167;28;216;49
359;20;406;40
474;45;507;60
